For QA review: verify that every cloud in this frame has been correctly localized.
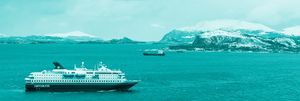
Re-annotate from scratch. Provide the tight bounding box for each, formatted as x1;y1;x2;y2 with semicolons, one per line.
150;23;166;29
247;0;300;28
1;0;300;41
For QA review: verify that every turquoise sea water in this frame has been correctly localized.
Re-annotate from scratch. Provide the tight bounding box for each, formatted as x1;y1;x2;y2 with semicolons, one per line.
1;44;300;101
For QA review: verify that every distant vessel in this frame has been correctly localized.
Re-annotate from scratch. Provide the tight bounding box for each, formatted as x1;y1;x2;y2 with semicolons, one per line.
25;62;139;91
143;49;165;56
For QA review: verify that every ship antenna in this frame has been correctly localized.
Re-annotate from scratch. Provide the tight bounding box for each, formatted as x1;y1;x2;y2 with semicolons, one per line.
74;64;77;69
81;61;85;68
99;61;103;67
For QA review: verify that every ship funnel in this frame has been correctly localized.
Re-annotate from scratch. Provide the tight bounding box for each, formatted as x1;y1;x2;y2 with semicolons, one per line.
53;62;65;69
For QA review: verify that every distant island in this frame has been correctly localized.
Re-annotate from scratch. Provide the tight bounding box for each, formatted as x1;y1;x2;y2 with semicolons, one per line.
0;31;144;44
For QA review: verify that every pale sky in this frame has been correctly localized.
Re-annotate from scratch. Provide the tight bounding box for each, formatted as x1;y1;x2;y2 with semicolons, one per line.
1;0;300;41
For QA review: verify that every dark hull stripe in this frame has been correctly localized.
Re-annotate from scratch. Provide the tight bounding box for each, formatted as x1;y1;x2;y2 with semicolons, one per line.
143;53;165;56
25;82;138;92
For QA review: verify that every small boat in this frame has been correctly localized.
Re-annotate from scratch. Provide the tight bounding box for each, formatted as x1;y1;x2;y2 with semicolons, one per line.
143;49;165;56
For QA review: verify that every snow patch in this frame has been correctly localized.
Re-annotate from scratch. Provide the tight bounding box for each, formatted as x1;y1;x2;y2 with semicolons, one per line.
273;38;296;47
201;30;245;38
182;36;194;39
231;43;257;48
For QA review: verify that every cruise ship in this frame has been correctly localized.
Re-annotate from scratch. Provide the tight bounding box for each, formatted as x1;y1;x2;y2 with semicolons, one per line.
25;62;139;91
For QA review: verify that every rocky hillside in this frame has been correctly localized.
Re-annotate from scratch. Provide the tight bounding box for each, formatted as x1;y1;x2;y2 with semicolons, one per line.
161;20;300;53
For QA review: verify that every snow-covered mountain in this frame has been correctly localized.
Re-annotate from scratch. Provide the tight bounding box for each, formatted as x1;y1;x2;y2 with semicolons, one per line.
45;31;100;41
161;20;300;53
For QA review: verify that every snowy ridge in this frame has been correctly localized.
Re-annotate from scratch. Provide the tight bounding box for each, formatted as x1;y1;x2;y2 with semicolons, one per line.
46;31;96;38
